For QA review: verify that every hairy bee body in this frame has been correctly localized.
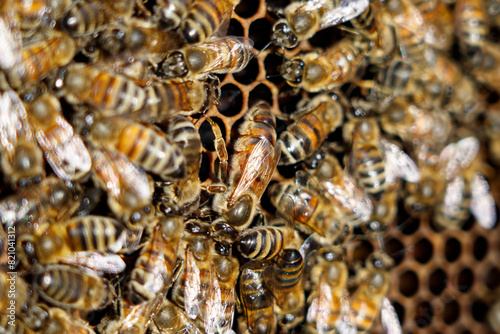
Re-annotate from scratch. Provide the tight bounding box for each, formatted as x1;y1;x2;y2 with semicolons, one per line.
60;0;112;37
161;36;253;79
236;226;287;261
35;265;115;311
15;0;71;36
282;36;370;92
26;93;91;181
454;0;490;52
128;215;183;304
0;314;34;334
155;0;194;30
150;300;203;334
278;94;343;165
90;117;187;181
213;102;280;231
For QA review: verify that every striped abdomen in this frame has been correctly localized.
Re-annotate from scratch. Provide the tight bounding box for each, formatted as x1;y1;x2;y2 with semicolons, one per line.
274;249;304;301
156;0;193;29
236;226;286;260
354;145;386;201
351;3;377;39
351;294;378;332
61;1;109;36
35;265;114;310
454;0;490;50
65;216;124;252
115;123;186;180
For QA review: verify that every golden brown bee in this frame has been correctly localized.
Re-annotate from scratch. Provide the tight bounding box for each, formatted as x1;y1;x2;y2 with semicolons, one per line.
268;171;353;245
39;307;96;334
0;89;44;186
362;181;401;237
271;0;369;48
344;118;420;202
212;102;280;231
90;146;154;222
239;261;277;334
89;116;187;181
15;0;71;37
18;215;126;270
282;36;370;92
161;36;254;79
236;226;289;261
0;270;29;314
154;0;194;30
306;247;353;334
0;176;80;231
454;0;490;53
350;251;401;333
278;93;343;165
128;215;183;304
415;0;454;52
59;63;218;122
180;0;241;44
0;314;35;334
158;116;202;215
26;92;91;181
34;264;115;311
485;108;500;165
1;30;76;90
149;299;203;334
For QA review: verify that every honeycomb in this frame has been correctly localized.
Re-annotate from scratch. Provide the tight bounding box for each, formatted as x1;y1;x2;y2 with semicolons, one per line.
1;0;499;333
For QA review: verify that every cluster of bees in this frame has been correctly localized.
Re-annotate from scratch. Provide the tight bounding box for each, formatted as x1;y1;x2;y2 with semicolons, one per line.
0;0;499;333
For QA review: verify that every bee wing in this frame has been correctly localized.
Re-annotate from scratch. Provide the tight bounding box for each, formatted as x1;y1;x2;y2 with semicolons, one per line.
439;137;479;180
306;274;334;334
381;139;420;184
229;138;280;204
335;290;356;334
122;293;166;332
64;253;126;274
442;176;466;219
470;173;497;229
319;0;370;29
0;6;22;69
0;90;32;153
184;248;205;320
381;297;402;334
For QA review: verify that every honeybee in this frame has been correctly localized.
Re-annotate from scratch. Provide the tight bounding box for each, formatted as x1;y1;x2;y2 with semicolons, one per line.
485;109;500;165
212;102;280;231
180;0;241;44
59;63;218;121
416;0;454;52
128;215;183;304
434;137;496;230
26;92;91;181
309;153;374;226
267;249;306;330
239;261;277;334
306;247;355;334
268;170;353;244
0;176;80;231
90;146;154;222
89;116;187;181
34;264;115;311
278;93;344;165
158;116;202;215
282;35;370;92
0;89;44;186
0;314;35;334
0;270;29;314
271;0;369;49
1;30;76;90
350;251;402;333
15;0;72;37
154;0;194;30
18;215;126;271
150;299;203;334
454;0;490;54
161;36;254;79
39;307;97;334
344;118;420;201
236;226;290;261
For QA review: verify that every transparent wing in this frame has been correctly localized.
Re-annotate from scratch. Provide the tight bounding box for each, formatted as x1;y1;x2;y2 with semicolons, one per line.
320;0;370;29
381;139;420;184
0;5;22;70
121;293;165;332
0;90;32;154
64;253;126;274
184;247;206;320
45;136;91;181
470;173;497;229
442;176;465;218
336;290;356;334
306;274;334;334
381;297;402;334
440;137;479;180
196;36;254;75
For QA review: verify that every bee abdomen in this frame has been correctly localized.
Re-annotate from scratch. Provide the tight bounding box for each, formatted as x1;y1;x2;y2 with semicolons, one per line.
237;227;285;260
66;216;124;251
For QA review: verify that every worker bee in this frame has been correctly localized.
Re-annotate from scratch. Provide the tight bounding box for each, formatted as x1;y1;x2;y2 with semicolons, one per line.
268;170;353;244
306;247;355;334
180;0;241;44
1;30;76;90
157;116;202;215
434;137;496;230
18;215;126;271
236;226;290;261
15;0;72;37
239;261;277;334
0;314;35;334
34;264;115;311
212;102;280;231
36;307;96;334
278;93;344;165
160;36;254;79
0;176;80;231
89;116;187;181
90;146;154;222
0;89;44;186
154;0;193;30
454;0;490;55
26;92;91;181
344;118;420;202
128;215;183;304
309;153;374;226
282;35;370;92
150;299;203;334
350;251;402;333
271;0;369;49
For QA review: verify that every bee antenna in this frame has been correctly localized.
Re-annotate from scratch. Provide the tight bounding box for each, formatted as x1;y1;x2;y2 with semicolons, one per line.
256;41;273;57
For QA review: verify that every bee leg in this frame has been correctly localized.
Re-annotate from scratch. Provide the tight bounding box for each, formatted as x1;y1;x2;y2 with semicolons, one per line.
134;0;152;17
207;118;228;183
201;184;227;194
